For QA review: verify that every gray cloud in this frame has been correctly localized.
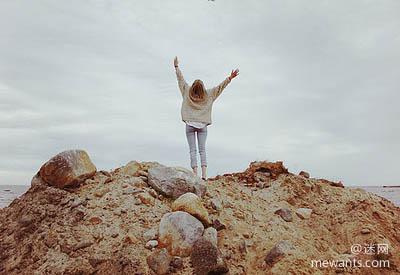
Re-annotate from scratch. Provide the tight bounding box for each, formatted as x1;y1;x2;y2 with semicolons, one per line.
0;0;399;186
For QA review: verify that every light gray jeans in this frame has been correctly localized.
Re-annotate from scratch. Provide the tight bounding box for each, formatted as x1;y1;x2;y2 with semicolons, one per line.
185;124;207;168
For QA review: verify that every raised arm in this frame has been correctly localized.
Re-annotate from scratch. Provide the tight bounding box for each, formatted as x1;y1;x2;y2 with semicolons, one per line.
174;56;188;95
210;68;239;100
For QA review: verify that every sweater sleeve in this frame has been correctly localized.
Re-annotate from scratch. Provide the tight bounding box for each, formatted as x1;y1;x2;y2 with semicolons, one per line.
175;67;189;96
210;77;231;100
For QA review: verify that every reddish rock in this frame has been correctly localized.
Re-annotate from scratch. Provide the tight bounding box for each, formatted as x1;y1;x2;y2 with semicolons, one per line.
231;161;289;185
89;216;102;225
265;240;295;266
190;237;228;275
39;150;96;188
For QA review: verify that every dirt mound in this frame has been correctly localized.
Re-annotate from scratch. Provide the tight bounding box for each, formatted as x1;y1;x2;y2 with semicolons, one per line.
0;152;399;274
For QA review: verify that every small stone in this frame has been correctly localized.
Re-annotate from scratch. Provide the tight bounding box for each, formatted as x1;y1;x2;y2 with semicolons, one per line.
212;219;226;231
137;192;155;206
148;188;158;198
210;198;222;211
265;240;295;266
137;170;148;177
139;175;148;182
100;170;112;177
120;161;141;176
89;216;102;225
361;228;371;234
146;240;159;250
296;208;313;219
122;187;143;195
274;208;293;222
74;241;94;251
170;256;184;269
203;227;218;247
143;227;159;242
239;240;247;254
94;187;110;197
299;171;310;178
146;248;171;275
19;214;34;227
125;233;139;244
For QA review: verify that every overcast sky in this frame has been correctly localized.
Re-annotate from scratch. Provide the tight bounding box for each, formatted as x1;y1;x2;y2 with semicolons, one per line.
1;0;399;186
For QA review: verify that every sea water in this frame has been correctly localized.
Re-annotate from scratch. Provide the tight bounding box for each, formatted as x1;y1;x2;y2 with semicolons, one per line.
0;185;399;208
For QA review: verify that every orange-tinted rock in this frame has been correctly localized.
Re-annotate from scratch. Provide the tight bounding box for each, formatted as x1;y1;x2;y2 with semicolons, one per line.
39;150;96;188
89;216;102;225
229;161;289;185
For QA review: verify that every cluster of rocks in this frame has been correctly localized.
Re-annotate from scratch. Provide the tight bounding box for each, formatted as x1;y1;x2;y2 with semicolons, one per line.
0;150;399;274
144;166;229;274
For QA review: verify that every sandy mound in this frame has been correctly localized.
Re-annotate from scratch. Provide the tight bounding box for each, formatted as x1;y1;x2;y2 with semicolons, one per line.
0;151;399;275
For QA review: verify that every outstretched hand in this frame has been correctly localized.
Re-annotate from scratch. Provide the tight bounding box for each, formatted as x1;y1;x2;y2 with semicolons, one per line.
174;56;179;67
229;68;239;80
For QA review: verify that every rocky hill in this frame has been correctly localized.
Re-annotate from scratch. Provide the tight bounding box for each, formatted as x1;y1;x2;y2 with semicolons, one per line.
0;150;399;275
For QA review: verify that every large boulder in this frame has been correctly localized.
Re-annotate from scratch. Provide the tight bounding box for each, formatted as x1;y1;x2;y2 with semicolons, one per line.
148;165;206;199
158;211;204;257
39;150;96;189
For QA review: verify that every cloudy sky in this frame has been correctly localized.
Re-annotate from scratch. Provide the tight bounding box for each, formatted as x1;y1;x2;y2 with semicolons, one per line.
1;0;399;186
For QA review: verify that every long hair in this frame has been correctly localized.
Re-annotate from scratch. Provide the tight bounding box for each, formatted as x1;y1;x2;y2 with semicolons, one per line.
189;79;207;103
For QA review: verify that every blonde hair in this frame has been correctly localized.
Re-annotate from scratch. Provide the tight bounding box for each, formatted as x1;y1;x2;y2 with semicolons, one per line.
189;79;207;103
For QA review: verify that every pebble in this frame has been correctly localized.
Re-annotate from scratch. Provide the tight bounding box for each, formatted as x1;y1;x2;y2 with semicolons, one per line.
210;198;222;211
274;208;293;222
145;240;159;250
212;219;226;231
265;240;295;266
296;208;313;219
143;227;159;242
361;228;371;234
137;192;155;206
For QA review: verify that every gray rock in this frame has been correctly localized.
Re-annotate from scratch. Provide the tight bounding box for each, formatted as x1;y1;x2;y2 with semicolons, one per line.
274;208;293;222
265;240;295;266
143;227;159;242
296;208;313;219
203;227;218;247
361;227;371;234
210;198;222;211
122;187;143;195
148;165;206;199
159;211;204;257
238;239;247;254
145;240;159;250
146;248;171;274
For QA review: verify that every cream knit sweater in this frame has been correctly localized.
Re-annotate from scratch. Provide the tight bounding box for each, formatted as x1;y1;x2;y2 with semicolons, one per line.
176;67;231;125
